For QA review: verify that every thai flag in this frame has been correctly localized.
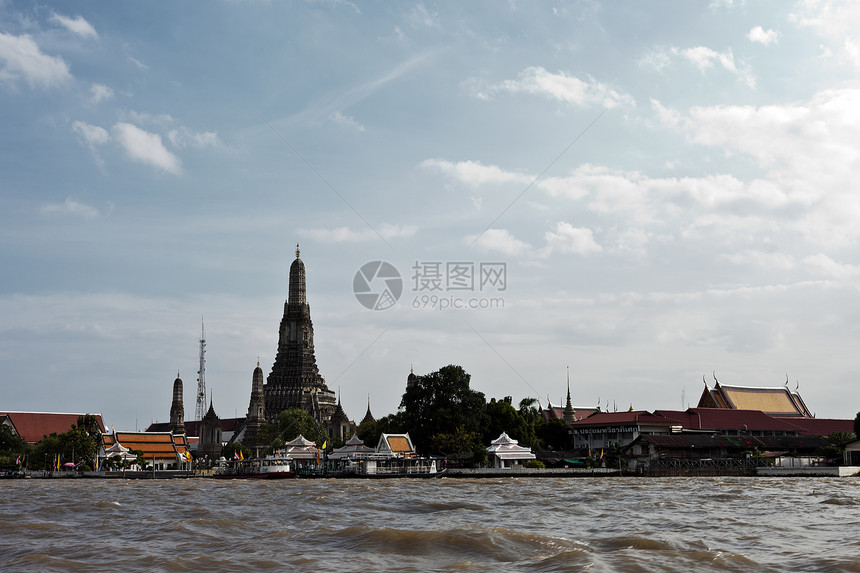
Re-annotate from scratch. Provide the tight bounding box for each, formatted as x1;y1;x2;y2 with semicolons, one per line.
234;451;240;460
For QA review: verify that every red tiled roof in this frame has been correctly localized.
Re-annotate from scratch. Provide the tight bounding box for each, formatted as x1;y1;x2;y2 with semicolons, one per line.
112;432;184;459
655;409;803;432
569;410;674;428
778;418;854;437
0;412;105;444
542;406;600;422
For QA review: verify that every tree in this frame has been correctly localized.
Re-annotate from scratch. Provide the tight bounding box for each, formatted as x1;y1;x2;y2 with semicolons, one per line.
356;412;406;449
0;424;27;468
817;432;856;461
222;442;251;461
274;408;328;445
484;397;534;446
399;365;486;455
854;412;860;438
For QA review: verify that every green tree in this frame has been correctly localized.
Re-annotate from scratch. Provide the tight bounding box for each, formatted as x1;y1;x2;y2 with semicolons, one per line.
356;412;406;448
817;432;856;461
854;412;860;438
0;424;28;468
399;365;486;455
484;397;535;446
537;418;571;451
274;408;328;445
431;426;483;456
222;442;251;461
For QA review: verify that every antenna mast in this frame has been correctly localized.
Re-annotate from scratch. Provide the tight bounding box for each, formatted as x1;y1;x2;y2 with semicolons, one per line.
195;318;207;421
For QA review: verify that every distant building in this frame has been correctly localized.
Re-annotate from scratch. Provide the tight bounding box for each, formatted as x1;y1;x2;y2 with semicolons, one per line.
0;412;105;444
487;432;536;469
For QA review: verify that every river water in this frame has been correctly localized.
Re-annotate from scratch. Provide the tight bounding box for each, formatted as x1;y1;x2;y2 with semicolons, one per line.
1;476;859;572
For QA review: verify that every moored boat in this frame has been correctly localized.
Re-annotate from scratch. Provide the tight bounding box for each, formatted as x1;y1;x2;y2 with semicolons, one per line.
212;450;295;479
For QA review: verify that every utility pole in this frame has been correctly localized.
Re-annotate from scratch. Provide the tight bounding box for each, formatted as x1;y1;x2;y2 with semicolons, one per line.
195;317;207;421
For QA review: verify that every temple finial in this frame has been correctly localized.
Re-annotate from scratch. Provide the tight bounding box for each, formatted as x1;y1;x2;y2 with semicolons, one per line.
295;243;300;259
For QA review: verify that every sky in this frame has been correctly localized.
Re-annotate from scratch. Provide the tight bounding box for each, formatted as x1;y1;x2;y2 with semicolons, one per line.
3;0;860;431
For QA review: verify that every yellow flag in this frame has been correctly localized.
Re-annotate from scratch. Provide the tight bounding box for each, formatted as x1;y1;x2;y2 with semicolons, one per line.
321;441;327;450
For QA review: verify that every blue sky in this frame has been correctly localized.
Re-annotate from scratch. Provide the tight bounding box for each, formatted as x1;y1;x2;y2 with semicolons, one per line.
3;0;860;430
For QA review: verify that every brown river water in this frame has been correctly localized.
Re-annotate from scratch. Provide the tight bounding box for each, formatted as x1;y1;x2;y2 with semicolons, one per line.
1;476;859;572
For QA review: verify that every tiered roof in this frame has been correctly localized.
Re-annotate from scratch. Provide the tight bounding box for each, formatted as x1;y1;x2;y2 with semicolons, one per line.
329;434;375;460
104;431;190;462
284;434;320;460
487;432;536;462
376;433;415;456
698;381;811;417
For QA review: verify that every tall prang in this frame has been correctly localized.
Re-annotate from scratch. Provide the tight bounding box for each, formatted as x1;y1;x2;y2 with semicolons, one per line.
169;372;186;435
244;360;266;446
264;245;337;423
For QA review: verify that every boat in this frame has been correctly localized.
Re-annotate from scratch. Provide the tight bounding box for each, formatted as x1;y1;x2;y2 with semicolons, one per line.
212;450;295;479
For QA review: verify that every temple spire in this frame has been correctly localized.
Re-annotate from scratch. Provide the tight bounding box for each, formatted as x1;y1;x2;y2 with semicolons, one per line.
170;373;186;435
563;366;576;424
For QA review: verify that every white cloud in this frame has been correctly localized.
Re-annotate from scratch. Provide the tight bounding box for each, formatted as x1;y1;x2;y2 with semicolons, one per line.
466;228;532;257
544;222;602;255
301;223;417;243
473;66;635;109
72;120;110;145
329;111;366;132
49;13;98;39
721;249;796;270
40;197;100;218
122;111;174;127
420;158;531;186
166;127;219;148
791;0;860;69
640;45;755;88
408;4;439;28
651;98;682;129
0;32;71;89
802;253;860;281
112;123;182;174
748;26;779;46
129;56;148;70
90;83;114;104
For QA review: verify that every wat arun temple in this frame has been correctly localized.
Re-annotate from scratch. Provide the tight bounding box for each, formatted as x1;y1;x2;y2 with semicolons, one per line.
154;245;361;449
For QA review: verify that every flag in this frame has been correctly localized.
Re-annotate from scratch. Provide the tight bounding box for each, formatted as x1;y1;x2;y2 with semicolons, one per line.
239;450;244;461
599;449;604;459
321;441;327;450
16;456;21;466
234;451;240;460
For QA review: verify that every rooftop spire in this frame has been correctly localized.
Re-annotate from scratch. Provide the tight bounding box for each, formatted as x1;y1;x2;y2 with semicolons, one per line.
296;243;300;259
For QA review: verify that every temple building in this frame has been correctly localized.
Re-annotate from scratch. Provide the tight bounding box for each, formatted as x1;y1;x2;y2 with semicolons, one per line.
264;245;338;424
169;373;186;435
198;400;223;460
697;376;813;417
244;361;266;447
